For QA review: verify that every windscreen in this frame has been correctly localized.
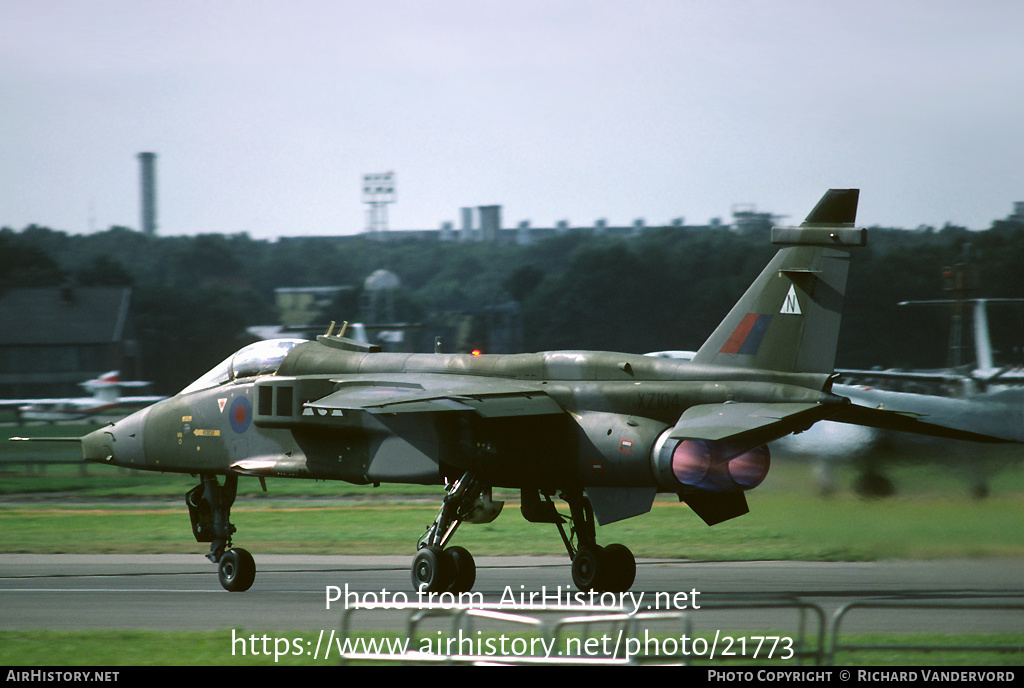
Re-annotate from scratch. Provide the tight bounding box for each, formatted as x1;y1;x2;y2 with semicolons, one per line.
180;339;305;395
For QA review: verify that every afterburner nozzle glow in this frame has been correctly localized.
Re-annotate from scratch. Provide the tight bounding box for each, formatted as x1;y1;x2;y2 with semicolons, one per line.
658;437;771;492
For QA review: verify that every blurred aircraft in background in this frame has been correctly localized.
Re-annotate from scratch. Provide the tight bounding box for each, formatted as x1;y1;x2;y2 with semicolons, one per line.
774;382;1024;497
775;298;1024;497
0;371;165;423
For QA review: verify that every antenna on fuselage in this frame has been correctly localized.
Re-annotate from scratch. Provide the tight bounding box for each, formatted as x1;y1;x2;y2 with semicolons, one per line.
317;320;380;353
324;320;350;338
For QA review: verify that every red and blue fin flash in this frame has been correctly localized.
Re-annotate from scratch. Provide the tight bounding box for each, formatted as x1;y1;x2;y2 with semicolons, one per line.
719;313;773;355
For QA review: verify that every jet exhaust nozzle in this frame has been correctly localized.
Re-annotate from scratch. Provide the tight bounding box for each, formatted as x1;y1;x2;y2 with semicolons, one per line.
652;434;770;492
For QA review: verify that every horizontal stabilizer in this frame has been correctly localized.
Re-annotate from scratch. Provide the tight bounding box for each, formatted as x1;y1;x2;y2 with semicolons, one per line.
835;368;966;384
667;402;837;447
830;399;1017;444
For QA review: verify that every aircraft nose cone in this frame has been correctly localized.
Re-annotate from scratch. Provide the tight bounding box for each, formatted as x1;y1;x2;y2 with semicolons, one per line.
82;408;148;467
81;426;114;463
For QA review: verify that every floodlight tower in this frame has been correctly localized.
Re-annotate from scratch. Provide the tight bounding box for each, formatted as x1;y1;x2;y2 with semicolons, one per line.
362;172;396;235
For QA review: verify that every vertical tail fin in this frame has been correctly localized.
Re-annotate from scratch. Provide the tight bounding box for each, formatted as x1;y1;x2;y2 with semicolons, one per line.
692;189;865;374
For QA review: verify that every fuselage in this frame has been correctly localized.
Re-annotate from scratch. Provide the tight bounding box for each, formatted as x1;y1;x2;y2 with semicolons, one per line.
82;340;839;493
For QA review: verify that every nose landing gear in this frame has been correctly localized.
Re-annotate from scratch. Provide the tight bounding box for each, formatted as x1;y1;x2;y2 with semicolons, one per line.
187;474;257;592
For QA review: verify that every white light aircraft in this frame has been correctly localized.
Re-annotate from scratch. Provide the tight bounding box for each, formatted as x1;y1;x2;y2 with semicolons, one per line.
1;372;165;423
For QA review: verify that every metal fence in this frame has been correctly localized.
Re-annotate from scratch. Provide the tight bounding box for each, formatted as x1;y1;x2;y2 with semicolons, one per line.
827;599;1024;664
336;595;1023;665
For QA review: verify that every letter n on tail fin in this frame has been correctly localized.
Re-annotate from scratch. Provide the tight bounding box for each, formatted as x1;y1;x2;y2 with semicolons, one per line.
692;189;864;375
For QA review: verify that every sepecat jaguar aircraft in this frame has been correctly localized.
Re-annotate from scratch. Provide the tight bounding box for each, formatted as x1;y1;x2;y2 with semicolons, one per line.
18;189;1009;594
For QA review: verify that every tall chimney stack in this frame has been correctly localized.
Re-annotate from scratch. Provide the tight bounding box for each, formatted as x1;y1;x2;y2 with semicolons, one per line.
137;152;157;235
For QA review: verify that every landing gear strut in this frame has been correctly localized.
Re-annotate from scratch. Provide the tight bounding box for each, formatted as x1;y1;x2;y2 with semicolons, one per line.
411;473;485;594
545;489;636;593
186;474;256;592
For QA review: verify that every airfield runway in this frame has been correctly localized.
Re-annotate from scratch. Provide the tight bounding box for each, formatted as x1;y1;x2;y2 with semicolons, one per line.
1;554;1022;641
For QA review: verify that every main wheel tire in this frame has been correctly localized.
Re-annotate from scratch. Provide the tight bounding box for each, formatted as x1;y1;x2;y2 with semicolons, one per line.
219;547;256;592
602;543;636;592
444;546;476;593
411;545;451;594
571;545;605;592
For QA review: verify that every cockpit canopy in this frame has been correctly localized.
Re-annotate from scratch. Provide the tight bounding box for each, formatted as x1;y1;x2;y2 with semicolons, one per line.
180;339;305;395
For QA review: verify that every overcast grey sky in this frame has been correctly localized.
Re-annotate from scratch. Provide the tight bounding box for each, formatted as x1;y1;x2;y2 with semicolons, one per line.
2;0;1023;238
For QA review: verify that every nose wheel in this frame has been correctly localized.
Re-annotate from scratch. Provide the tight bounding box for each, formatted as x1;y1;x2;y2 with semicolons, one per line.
218;547;257;592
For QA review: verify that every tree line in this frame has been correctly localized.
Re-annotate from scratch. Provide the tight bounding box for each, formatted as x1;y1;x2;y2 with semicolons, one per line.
3;215;1024;393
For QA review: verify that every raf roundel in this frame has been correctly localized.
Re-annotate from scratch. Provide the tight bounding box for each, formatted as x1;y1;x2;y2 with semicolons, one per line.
228;396;252;434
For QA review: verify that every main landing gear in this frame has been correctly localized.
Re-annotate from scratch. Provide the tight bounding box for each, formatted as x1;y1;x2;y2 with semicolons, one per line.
541;488;636;594
411;473;488;594
186;474;256;592
412;474;636;595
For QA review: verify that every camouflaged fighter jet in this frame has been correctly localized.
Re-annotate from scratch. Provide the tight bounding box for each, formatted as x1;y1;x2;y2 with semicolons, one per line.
30;189;968;594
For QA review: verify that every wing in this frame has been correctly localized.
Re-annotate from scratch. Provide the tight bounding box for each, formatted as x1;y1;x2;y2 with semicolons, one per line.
244;374;567;483
305;375;565;418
